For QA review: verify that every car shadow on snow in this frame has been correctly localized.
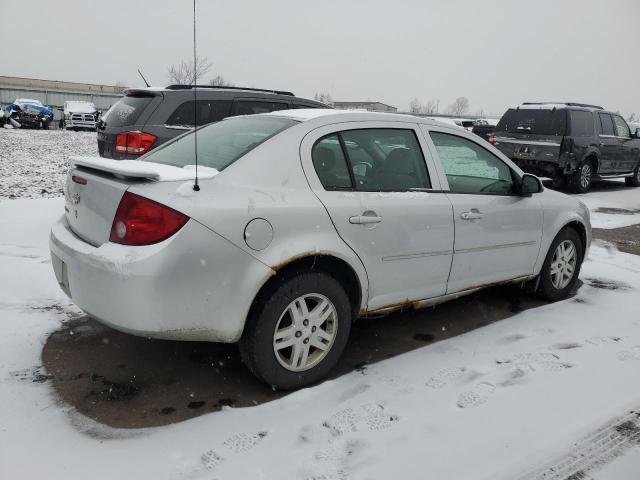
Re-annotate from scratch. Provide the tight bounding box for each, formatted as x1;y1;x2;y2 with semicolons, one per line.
41;286;548;429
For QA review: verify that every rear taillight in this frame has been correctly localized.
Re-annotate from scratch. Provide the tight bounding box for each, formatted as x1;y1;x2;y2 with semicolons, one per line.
109;192;189;245
488;133;496;145
115;131;157;155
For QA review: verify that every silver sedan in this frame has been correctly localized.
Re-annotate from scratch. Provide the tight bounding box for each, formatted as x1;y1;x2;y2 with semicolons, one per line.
50;109;591;389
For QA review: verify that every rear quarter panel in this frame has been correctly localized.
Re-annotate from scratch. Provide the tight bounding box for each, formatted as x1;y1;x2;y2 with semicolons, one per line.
129;125;370;312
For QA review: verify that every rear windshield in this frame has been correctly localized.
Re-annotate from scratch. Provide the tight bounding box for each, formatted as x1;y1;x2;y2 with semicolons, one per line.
103;96;153;128
495;108;567;136
143;116;298;171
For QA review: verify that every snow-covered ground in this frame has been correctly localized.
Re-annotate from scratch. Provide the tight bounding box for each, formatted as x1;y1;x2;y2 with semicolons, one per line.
2;128;640;479
0;129;97;199
1;199;640;479
576;180;640;229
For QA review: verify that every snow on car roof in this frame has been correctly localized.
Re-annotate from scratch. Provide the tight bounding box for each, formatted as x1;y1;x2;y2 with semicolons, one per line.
261;108;434;124
15;98;43;105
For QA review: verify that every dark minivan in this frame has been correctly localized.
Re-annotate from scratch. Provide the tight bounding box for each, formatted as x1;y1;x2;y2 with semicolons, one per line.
491;102;640;193
97;85;328;159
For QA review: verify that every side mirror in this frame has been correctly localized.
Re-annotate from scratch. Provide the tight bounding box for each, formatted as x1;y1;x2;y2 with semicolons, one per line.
520;173;542;196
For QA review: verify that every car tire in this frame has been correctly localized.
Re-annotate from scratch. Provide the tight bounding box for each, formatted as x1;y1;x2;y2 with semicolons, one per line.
569;160;593;193
537;228;584;301
625;165;640;187
239;272;352;390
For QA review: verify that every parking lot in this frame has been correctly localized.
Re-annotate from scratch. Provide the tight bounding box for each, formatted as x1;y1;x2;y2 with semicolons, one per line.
2;126;640;479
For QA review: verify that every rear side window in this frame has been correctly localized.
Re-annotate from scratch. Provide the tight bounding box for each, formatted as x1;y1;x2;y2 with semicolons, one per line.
495;108;567;136
599;113;615;136
311;135;353;189
165;100;230;127
293;104;321;109
103;96;152;127
230;101;289;116
612;115;630;138
569;111;594;137
312;129;430;192
143;116;298;171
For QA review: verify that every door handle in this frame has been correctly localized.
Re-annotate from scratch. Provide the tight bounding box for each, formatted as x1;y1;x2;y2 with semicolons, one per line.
349;210;382;224
460;209;484;221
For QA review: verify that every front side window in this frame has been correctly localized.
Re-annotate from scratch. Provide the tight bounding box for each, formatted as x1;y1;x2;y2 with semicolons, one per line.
430;131;514;195
569;110;594;137
612;115;630;138
143;116;298;171
599;113;615;136
230;101;289;116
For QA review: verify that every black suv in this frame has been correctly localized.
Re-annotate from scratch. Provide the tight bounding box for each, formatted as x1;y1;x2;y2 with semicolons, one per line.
491;103;640;193
97;85;327;159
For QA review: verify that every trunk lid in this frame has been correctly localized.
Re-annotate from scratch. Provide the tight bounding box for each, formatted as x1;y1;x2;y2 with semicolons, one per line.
65;157;218;246
65;168;130;246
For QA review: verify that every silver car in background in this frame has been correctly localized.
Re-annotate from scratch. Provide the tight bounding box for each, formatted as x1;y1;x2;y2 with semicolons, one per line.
50;110;591;389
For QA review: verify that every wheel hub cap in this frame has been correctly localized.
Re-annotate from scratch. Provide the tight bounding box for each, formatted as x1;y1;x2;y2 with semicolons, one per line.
550;240;577;289
580;164;592;188
273;293;338;372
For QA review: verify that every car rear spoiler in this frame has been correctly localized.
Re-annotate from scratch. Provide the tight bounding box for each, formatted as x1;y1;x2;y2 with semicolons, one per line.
71;156;218;181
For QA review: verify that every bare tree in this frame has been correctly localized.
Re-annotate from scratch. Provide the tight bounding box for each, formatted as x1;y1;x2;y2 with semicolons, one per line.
628;113;638;123
409;98;439;114
314;92;333;105
209;75;234;87
167;55;213;85
409;98;423;114
424;99;439;114
447;97;470;116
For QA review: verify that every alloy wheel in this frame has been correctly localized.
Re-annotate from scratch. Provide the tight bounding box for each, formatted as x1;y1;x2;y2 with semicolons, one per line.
580;163;592;189
550;240;577;289
272;293;338;372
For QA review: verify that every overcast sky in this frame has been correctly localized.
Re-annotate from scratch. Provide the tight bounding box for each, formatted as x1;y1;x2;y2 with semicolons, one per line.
2;0;639;116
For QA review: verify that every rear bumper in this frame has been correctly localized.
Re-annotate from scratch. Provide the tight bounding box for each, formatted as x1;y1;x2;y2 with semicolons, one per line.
511;155;580;177
49;215;273;342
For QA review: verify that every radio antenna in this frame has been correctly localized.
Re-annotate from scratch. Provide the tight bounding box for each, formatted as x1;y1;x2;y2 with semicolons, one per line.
137;69;150;87
192;0;200;191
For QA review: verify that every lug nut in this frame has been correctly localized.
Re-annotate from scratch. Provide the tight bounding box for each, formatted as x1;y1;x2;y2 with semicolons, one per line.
303;338;309;344
295;331;302;338
312;326;317;332
303;319;309;326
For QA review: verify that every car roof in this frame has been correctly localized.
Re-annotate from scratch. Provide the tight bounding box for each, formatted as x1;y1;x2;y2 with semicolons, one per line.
258;108;460;130
513;102;604;112
125;86;326;107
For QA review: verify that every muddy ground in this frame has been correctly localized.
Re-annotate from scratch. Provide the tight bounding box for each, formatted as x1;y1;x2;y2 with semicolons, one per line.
41;286;548;429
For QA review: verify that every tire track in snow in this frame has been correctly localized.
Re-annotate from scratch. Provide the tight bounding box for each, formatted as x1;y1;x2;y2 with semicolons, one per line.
517;410;640;480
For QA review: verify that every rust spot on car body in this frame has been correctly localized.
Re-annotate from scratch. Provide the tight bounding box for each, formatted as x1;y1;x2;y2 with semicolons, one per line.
361;275;533;318
269;251;334;273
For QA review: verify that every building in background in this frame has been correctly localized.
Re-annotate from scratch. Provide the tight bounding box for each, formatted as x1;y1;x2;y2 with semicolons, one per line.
333;101;397;113
0;76;127;125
